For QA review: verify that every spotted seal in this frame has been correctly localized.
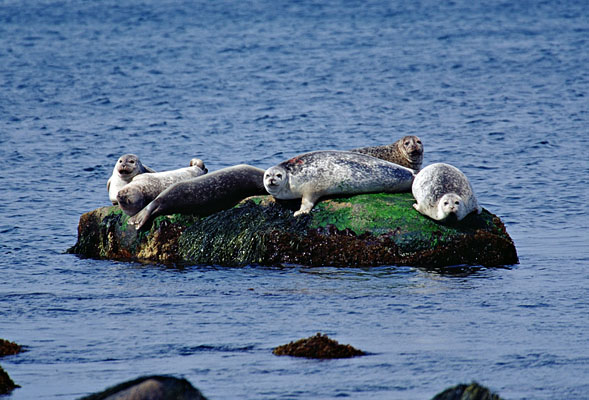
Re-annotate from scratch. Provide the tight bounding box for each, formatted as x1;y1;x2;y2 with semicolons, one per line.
107;154;155;205
412;162;482;222
263;150;415;216
117;164;208;216
128;164;266;230
352;135;424;171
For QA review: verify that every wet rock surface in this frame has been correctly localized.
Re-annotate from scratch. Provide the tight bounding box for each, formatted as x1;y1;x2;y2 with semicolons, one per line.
0;339;22;395
273;333;366;359
430;382;503;400
68;193;518;268
78;375;208;400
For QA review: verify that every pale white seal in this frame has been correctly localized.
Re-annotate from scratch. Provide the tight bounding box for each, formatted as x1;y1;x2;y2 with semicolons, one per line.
116;164;207;216
264;150;415;216
107;154;155;205
412;163;482;222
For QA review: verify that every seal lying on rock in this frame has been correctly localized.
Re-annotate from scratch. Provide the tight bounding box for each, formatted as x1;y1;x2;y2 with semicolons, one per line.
107;154;155;205
264;150;415;216
117;165;207;216
352;135;424;171
412;163;482;222
128;164;266;230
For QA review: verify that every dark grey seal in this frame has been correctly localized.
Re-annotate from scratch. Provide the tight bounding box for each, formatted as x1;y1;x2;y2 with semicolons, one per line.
128;164;266;230
352;135;424;171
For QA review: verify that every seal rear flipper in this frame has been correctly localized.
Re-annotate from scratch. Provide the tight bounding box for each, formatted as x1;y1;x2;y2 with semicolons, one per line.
128;202;158;230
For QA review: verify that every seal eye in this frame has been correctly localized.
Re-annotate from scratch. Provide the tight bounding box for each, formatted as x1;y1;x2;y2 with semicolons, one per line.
404;141;410;146
276;173;282;179
455;201;460;205
444;201;449;206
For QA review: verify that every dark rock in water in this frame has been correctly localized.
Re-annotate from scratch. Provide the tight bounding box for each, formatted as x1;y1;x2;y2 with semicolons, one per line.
0;365;19;395
273;333;366;359
431;382;503;400
68;193;518;268
78;375;207;400
0;339;23;357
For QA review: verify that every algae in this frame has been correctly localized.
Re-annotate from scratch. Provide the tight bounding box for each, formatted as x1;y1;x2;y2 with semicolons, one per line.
69;193;518;268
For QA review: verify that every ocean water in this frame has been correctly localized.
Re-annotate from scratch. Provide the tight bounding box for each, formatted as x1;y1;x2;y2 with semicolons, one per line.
1;0;588;399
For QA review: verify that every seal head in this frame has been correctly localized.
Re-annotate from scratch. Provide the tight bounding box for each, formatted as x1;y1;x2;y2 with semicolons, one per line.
107;154;155;205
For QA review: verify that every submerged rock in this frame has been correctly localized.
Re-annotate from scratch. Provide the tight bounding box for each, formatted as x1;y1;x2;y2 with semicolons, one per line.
0;365;19;395
0;339;22;357
0;339;22;395
78;375;207;400
273;333;366;359
68;193;518;268
430;382;503;400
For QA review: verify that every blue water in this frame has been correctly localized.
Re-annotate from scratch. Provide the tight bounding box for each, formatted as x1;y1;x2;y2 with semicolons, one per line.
1;1;588;399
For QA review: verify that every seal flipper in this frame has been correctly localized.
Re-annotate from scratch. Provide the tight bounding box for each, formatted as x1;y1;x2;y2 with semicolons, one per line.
294;195;319;216
128;201;158;230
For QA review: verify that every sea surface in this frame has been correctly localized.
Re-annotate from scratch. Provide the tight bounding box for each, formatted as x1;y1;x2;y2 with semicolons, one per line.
1;1;588;399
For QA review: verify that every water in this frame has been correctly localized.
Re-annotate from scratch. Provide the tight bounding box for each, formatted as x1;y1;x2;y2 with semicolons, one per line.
1;0;588;398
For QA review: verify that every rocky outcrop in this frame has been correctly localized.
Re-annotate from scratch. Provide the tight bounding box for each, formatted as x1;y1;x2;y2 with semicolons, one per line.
0;339;22;395
68;193;518;268
0;339;22;357
273;333;366;359
78;375;207;400
431;382;503;400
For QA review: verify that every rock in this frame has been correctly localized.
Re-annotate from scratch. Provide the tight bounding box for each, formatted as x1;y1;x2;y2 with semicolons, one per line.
273;333;366;359
68;193;518;268
0;339;22;357
430;382;503;400
0;365;19;395
78;375;207;400
0;339;22;395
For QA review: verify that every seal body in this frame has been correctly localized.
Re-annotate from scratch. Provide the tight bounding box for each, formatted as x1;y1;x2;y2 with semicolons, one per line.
264;150;415;216
412;163;482;221
117;165;207;216
128;164;266;230
107;154;155;205
352;135;424;171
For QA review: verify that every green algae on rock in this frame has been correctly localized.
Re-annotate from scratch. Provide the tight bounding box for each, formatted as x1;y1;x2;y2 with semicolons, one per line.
68;193;518;268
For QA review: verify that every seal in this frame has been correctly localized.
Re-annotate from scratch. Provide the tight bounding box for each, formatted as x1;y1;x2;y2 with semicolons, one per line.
263;150;415;216
411;162;482;222
107;154;155;205
116;164;207;216
128;164;267;230
352;135;424;171
189;158;206;170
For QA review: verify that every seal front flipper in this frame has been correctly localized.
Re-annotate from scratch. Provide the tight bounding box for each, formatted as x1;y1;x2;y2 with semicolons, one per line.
294;195;318;216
